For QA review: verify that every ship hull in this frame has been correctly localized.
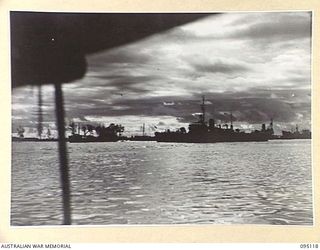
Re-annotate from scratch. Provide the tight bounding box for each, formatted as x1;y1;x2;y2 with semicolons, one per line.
68;135;118;143
155;132;269;143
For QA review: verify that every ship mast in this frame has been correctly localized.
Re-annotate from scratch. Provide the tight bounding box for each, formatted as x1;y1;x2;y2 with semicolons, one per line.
230;110;233;130
37;85;43;139
142;123;145;136
201;95;205;124
269;118;274;130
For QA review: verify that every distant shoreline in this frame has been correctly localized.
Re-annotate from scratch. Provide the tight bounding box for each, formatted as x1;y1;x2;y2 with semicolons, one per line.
11;136;311;143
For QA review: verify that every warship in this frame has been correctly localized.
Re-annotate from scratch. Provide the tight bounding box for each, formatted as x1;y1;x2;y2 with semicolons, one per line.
155;96;274;143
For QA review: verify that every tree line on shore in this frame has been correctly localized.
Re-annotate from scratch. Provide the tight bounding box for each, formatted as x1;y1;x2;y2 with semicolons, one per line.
15;122;125;139
68;122;124;138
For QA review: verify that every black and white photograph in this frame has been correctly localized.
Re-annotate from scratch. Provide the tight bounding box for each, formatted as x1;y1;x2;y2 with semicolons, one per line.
11;11;313;226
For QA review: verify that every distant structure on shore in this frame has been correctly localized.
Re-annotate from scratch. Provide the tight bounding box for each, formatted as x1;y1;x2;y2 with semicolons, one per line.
12;126;57;142
129;123;156;141
280;125;311;139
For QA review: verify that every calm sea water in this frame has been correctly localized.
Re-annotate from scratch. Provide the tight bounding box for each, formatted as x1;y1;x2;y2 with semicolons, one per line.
11;140;313;226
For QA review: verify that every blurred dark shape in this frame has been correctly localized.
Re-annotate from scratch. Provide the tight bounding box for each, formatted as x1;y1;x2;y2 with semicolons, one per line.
11;12;209;87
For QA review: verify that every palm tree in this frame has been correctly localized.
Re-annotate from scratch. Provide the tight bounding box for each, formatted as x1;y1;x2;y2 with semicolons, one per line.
87;124;94;136
81;125;89;137
94;123;124;138
17;126;25;138
179;127;187;134
47;128;52;139
68;122;76;135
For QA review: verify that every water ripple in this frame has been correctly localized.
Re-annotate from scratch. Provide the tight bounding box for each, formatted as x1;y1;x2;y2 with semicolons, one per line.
11;140;313;225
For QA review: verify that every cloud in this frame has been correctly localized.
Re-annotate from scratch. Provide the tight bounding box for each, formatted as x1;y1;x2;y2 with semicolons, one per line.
11;12;312;136
61;87;310;124
225;13;311;43
89;46;153;68
190;60;250;75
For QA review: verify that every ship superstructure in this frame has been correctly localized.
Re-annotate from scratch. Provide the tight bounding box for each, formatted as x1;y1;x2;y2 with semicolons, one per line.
155;96;274;143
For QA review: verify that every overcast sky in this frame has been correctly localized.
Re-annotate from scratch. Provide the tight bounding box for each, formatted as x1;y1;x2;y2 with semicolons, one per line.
12;12;312;137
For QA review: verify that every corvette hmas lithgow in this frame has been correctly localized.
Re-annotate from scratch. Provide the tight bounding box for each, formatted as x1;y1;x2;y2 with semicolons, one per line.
155;96;274;143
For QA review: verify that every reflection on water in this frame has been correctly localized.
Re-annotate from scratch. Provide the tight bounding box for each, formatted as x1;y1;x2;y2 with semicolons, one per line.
11;140;313;225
